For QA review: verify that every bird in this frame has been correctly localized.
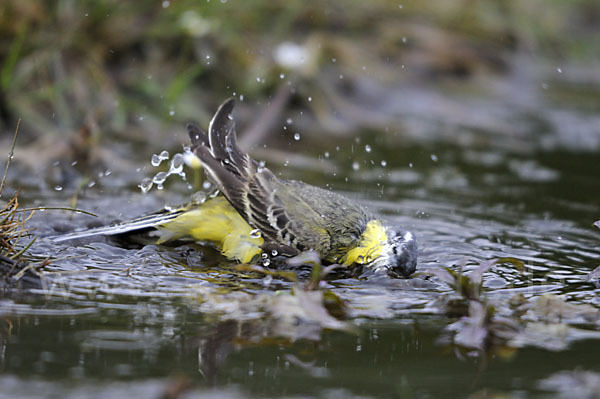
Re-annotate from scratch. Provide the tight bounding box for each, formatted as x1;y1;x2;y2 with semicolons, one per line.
51;99;417;277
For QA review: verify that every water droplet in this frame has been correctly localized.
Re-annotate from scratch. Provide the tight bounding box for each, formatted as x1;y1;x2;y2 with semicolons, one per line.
139;178;153;193
257;160;265;173
365;145;372;153
169;110;175;116
331;58;336;63
279;73;285;79
293;133;301;141
250;229;262;239
151;154;162;166
202;181;212;190
352;161;360;171
381;160;387;167
209;189;220;198
191;191;207;204
430;154;438;162
261;253;268;259
308;96;312;102
239;94;244;101
54;185;63;191
271;250;278;256
87;180;96;188
162;0;170;8
153;171;168;184
557;67;563;73
286;118;293;124
324;151;330;158
263;258;271;267
169;153;184;175
409;162;413;168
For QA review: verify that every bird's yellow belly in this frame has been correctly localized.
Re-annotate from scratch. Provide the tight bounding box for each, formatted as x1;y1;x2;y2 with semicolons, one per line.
157;196;263;263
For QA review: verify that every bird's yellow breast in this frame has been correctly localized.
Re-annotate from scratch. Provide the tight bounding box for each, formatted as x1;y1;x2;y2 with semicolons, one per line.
340;220;388;266
157;196;263;263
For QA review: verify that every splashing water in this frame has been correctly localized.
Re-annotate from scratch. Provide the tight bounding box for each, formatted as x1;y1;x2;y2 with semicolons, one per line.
151;150;170;167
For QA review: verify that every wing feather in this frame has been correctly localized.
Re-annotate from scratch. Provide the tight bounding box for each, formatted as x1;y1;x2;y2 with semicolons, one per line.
188;98;330;255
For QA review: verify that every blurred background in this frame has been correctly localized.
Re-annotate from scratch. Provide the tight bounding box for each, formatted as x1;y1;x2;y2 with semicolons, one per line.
1;0;599;182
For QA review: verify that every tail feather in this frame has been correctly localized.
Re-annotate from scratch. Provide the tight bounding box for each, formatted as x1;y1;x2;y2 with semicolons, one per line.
49;210;184;243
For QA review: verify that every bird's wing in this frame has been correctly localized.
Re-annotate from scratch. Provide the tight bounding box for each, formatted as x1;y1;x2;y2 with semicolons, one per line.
189;99;329;253
48;209;184;243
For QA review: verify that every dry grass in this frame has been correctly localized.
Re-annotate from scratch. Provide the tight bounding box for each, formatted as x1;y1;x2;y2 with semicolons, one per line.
0;192;35;258
0;120;44;289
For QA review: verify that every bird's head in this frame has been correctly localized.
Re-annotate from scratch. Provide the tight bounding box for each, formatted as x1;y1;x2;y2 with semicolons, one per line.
382;228;418;278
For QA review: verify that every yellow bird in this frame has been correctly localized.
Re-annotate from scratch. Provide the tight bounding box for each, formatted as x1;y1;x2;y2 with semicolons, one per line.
52;99;417;277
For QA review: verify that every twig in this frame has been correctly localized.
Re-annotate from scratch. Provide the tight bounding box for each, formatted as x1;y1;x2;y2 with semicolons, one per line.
0;118;21;198
10;236;36;260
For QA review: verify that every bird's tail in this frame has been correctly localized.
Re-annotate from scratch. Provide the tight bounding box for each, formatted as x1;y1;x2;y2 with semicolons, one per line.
49;209;185;243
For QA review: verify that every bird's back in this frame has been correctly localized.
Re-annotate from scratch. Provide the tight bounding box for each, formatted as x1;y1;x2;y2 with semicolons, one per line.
275;180;372;261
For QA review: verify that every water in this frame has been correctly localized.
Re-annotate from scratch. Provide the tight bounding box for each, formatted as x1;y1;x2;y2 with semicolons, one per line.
3;102;600;398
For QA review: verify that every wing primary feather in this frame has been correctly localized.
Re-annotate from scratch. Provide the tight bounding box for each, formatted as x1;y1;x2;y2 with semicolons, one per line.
48;211;184;243
187;122;208;146
188;98;303;249
208;98;236;160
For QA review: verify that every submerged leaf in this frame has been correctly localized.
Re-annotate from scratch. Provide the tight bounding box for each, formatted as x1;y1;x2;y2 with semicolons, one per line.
493;257;525;273
269;286;354;341
529;293;599;324
509;322;600;352
539;369;600;398
469;260;495;286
